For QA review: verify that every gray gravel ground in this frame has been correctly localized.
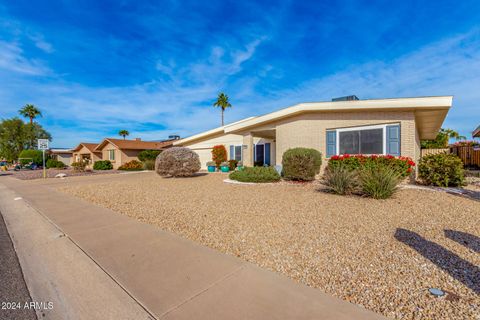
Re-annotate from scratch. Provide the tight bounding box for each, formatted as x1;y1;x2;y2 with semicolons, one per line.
0;211;37;320
3;168;120;180
59;173;480;320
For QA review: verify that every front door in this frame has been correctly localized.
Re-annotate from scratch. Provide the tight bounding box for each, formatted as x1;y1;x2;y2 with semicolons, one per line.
255;144;264;166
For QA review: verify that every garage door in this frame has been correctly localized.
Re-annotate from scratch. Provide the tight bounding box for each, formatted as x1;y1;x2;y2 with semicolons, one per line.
193;148;212;169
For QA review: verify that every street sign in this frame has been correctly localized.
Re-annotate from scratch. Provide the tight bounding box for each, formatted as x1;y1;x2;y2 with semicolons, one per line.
38;139;49;150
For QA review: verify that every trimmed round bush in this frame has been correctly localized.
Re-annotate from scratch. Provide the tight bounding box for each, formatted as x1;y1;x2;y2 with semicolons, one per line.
18;149;45;165
282;148;322;181
155;147;200;177
118;160;143;171
93;160;113;170
138;150;161;162
46;159;66;169
229;166;281;183
418;153;464;187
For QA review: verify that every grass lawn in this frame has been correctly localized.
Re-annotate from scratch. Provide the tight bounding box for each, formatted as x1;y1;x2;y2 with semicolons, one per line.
59;172;480;319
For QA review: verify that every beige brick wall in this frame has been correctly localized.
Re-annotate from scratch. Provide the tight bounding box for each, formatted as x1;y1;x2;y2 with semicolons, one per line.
274;111;417;167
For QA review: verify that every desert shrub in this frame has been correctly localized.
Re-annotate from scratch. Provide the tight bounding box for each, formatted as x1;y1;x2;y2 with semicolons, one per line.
46;159;66;169
143;159;155;170
418;153;464;187
18;149;45;165
155;147;201;177
328;154;415;177
229;166;281;183
138;149;162;162
228;159;238;171
211;145;227;167
322;164;358;195
358;164;401;199
282;148;322;181
93;160;113;170
71;160;87;172
118;160;143;171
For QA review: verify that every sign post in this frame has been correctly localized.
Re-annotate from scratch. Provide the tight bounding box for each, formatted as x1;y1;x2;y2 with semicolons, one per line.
37;139;49;179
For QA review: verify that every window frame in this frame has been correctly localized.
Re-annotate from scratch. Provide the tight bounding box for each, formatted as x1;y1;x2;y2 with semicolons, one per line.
335;124;389;156
233;145;242;161
108;149;115;161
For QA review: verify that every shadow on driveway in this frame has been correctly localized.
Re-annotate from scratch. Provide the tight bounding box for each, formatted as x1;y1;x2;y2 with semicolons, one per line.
394;228;480;295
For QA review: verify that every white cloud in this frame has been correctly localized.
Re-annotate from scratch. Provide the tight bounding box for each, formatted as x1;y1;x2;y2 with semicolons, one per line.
0;40;50;75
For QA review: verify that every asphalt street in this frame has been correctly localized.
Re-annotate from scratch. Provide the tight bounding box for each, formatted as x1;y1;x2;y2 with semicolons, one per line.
0;210;37;320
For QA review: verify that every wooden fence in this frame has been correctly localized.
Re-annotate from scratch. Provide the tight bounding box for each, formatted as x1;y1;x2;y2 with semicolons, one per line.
420;148;450;157
451;146;480;168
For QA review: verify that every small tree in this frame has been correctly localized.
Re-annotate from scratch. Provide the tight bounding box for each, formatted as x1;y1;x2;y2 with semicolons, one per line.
211;145;227;167
119;130;129;140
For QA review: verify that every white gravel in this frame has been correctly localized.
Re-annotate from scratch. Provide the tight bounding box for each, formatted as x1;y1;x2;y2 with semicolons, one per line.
59;172;480;319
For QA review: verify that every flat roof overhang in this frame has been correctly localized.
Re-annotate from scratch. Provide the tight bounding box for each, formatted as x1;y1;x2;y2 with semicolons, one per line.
473;125;480;138
224;96;453;140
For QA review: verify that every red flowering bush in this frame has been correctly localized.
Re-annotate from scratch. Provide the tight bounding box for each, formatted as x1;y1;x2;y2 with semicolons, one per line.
328;154;415;177
211;145;227;167
452;140;480;147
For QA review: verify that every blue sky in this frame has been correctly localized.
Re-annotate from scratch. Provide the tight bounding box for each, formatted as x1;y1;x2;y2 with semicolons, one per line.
0;0;479;147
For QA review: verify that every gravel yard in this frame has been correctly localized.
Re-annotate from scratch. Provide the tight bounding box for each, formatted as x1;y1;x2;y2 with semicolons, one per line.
3;168;120;180
59;173;479;319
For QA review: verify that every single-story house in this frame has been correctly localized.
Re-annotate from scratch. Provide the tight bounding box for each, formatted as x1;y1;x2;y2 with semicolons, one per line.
72;143;102;167
94;138;174;169
49;148;73;165
175;96;453;171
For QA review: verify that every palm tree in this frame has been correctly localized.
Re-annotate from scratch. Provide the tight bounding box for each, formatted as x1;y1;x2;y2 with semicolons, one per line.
19;104;42;124
213;92;232;126
118;130;129;140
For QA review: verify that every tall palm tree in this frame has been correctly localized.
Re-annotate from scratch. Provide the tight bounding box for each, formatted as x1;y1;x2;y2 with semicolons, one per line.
213;92;232;126
118;130;129;140
19;104;42;124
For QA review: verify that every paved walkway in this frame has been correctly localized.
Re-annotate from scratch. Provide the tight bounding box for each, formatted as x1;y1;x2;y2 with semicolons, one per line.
0;175;386;320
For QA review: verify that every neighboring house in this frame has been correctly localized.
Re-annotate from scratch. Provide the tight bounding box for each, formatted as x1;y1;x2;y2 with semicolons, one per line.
94;138;174;169
49;148;73;165
72;143;102;168
473;124;480;138
175;96;452;170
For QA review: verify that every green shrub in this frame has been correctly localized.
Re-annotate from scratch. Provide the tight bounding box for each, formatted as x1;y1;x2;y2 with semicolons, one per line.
229;166;281;183
71;160;87;172
143;160;155;170
358;164;401;199
228;159;238;171
282;148;322;181
138;150;162;162
118;160;143;171
322;164;358;195
93;160;113;170
155;147;201;177
328;154;415;177
46;159;66;169
418;153;464;187
18;149;45;165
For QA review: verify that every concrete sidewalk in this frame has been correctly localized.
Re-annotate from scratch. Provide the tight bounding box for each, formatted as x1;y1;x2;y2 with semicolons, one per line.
0;176;386;320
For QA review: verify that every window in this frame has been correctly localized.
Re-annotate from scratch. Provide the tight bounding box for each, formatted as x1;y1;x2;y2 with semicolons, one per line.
339;128;383;154
336;125;390;155
234;145;242;161
108;149;115;161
